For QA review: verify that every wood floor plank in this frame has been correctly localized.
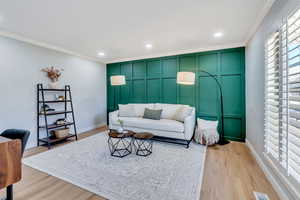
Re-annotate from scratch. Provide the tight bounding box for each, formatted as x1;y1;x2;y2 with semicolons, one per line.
87;195;107;200
200;142;280;200
0;127;279;200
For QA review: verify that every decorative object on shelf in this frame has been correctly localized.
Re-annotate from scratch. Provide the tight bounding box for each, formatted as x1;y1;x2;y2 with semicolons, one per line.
53;128;70;139
108;129;134;158
176;70;230;145
40;104;55;114
56;95;65;101
37;84;77;149
194;118;219;145
133;132;154;157
42;66;64;89
55;118;68;125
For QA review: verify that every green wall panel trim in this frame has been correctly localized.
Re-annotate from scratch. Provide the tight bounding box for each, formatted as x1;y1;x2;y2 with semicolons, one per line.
107;47;246;141
162;78;177;104
121;62;132;79
147;79;161;103
198;76;218;116
198;53;218;75
147;60;161;78
133;61;146;79
162;58;177;78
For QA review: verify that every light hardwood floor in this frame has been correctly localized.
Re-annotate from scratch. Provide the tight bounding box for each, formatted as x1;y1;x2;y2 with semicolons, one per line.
0;127;279;200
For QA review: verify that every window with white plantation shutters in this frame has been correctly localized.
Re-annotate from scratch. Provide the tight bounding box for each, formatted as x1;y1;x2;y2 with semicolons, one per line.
265;8;300;187
265;31;281;161
286;8;300;183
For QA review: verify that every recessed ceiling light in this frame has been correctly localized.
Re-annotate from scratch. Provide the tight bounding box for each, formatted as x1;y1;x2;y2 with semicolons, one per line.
214;32;223;38
145;44;153;49
98;52;105;56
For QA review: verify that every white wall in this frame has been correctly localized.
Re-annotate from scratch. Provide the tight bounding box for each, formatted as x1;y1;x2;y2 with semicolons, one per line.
246;0;300;199
0;36;107;149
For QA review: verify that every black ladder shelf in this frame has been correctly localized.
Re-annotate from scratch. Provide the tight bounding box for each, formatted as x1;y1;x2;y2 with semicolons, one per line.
37;84;78;149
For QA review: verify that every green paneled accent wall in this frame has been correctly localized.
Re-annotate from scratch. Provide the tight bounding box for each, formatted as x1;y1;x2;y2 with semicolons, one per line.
107;47;245;141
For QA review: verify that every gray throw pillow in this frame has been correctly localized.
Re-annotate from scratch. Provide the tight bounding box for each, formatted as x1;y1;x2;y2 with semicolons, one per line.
143;108;162;120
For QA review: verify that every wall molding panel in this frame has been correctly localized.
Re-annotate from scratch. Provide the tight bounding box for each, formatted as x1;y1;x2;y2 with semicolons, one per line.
107;47;245;141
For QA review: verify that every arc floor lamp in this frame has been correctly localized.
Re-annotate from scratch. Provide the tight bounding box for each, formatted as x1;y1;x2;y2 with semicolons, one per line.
177;70;230;145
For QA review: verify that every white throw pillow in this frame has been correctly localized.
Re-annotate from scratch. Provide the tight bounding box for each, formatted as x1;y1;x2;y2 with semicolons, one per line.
130;104;154;117
197;118;218;129
195;118;219;145
155;104;182;119
173;105;193;122
118;104;137;117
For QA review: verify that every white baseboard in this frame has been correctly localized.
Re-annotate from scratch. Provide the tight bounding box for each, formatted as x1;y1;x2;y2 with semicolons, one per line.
245;139;291;200
78;122;107;134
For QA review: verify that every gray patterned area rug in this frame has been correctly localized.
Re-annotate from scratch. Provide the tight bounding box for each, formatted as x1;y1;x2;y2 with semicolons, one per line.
23;132;206;200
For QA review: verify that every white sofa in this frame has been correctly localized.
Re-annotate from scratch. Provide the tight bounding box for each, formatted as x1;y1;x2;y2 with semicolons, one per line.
109;103;196;147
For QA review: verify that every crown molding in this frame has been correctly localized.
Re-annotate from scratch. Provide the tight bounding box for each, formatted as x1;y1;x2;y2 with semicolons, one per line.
0;30;105;64
1;0;272;66
105;42;245;64
245;0;276;45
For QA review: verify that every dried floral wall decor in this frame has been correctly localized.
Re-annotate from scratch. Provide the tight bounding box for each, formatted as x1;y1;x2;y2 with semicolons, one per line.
42;66;64;82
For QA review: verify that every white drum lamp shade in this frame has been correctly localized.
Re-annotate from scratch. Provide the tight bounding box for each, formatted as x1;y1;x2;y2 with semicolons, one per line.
176;72;195;85
110;75;126;86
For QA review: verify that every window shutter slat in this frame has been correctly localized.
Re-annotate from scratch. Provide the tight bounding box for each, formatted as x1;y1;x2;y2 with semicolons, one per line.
265;31;281;161
265;8;300;186
287;8;300;184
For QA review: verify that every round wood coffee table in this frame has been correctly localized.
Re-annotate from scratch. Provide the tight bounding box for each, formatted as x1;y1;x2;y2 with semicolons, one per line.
133;132;154;156
107;129;135;158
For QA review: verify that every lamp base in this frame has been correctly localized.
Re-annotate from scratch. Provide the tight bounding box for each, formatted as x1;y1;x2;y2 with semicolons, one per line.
218;139;230;145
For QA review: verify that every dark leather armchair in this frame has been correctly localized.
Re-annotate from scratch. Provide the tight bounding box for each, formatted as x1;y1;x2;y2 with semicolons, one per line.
0;129;30;200
1;129;30;156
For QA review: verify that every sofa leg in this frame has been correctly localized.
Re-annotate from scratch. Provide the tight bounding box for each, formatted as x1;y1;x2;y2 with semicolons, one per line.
186;140;190;149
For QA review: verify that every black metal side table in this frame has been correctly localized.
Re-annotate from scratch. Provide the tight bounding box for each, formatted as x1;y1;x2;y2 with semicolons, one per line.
107;129;134;158
133;133;154;157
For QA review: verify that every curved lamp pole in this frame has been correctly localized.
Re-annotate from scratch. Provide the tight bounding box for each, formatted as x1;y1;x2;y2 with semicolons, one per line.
177;70;230;145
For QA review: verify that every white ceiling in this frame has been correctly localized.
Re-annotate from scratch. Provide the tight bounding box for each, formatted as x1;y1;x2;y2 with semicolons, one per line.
0;0;273;63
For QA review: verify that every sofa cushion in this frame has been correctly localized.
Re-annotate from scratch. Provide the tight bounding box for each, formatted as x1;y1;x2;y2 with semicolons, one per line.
115;117;184;133
118;104;137;117
154;104;182;119
173;105;193;122
143;108;162;120
155;103;192;121
130;104;154;117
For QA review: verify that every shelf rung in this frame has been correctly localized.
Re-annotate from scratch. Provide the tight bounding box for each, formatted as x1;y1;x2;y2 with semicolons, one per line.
39;111;72;115
40;88;69;92
39;122;74;129
39;134;76;144
39;100;71;103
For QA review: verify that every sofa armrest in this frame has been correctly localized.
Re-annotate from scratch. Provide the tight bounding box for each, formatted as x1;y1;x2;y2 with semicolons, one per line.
184;108;196;140
109;110;119;129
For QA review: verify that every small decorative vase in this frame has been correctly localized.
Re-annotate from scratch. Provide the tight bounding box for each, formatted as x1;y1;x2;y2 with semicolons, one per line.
48;81;59;89
117;127;124;133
